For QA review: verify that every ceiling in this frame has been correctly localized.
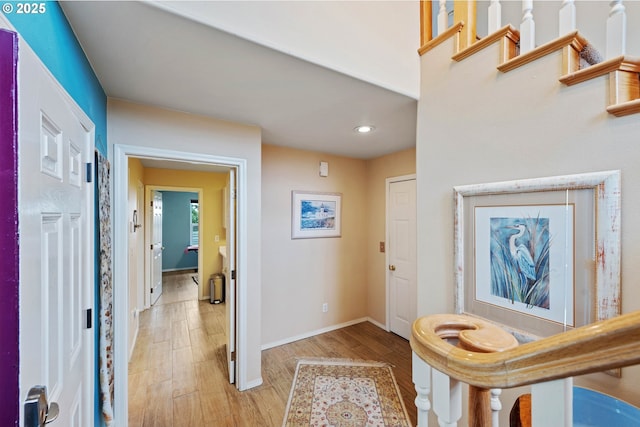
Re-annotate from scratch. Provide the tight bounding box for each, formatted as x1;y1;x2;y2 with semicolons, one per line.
60;1;417;161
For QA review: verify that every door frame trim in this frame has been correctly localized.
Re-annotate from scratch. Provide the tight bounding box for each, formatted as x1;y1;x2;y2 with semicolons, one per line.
385;174;417;332
113;144;248;424
0;27;19;426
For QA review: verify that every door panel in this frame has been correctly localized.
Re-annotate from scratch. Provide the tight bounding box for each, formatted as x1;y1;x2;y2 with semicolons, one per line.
226;168;236;383
42;214;63;397
389;179;417;340
150;190;163;305
18;34;93;426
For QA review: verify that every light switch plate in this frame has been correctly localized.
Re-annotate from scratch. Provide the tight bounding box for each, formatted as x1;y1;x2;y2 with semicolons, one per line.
319;161;329;177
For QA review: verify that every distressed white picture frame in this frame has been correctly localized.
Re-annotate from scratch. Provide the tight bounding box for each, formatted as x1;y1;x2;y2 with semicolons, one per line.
454;171;621;344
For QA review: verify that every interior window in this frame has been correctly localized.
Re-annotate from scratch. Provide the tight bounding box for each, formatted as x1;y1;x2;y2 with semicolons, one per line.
190;199;199;246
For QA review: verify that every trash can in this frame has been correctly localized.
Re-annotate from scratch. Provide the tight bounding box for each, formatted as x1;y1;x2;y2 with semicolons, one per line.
210;273;225;304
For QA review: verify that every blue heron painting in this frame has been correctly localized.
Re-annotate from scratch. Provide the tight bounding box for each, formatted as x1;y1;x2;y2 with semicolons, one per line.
489;216;551;309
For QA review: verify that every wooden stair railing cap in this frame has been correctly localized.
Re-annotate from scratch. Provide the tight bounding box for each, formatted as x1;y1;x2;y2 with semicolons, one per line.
417;314;519;427
426;314;518;353
411;310;640;389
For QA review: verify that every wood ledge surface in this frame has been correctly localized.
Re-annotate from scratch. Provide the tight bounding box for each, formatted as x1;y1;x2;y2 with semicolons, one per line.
418;21;465;56
452;25;519;62
608;98;640;117
498;31;588;73
560;55;640;86
410;310;640;389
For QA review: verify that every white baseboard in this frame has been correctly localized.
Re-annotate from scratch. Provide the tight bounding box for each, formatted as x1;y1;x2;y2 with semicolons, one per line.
242;377;264;391
128;315;139;362
366;316;388;331
261;317;378;351
162;267;197;273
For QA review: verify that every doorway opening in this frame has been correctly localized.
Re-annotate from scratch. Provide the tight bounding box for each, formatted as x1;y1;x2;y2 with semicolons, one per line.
113;144;248;424
142;185;206;308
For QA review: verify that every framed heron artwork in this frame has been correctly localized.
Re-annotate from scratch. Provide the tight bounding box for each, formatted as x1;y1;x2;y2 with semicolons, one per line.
453;171;621;347
291;191;342;239
474;204;574;326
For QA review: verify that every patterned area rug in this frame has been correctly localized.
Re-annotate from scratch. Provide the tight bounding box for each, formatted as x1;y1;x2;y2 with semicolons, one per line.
282;358;411;427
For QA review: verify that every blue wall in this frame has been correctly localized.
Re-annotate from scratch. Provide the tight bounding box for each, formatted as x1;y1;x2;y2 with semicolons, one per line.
4;1;107;154
162;191;198;271
4;3;108;426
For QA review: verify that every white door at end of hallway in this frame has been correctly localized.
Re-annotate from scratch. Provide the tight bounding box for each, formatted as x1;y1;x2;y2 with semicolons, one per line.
150;190;163;305
388;179;417;340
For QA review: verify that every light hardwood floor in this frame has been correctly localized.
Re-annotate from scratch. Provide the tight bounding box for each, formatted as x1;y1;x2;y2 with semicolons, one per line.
129;271;417;426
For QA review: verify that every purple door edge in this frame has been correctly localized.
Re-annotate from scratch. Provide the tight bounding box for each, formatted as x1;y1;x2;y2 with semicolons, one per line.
0;28;19;426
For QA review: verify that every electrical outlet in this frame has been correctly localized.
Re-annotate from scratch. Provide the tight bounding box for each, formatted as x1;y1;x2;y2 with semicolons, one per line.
322;303;328;313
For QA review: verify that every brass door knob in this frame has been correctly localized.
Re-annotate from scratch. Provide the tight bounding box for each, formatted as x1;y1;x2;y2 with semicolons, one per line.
389;265;396;271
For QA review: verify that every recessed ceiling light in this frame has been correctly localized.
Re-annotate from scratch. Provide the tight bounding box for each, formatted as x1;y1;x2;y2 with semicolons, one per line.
354;125;375;134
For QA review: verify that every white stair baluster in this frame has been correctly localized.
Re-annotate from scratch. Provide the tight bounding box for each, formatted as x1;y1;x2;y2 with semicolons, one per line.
488;0;502;34
559;0;576;36
606;0;627;58
437;0;448;35
412;352;432;427
531;378;573;427
520;0;536;54
490;388;502;427
432;369;462;427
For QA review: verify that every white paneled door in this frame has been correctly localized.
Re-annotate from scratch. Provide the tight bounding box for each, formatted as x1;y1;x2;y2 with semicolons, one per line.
18;33;94;427
150;190;163;305
388;178;417;340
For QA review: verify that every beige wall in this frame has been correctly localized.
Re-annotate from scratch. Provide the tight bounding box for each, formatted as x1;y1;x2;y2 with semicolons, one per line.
261;145;416;345
365;148;416;325
416;28;640;422
261;144;368;345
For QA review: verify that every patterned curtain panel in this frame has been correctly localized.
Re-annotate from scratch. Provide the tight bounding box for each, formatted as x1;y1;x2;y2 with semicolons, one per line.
97;151;114;424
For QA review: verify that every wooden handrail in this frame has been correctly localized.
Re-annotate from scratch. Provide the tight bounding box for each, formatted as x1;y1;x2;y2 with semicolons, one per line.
411;310;640;389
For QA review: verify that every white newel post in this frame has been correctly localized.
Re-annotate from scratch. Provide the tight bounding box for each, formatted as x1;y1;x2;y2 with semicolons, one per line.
412;352;432;427
437;0;448;36
520;0;536;54
490;389;502;427
559;0;576;36
531;378;573;427
432;369;462;427
488;0;502;34
606;0;627;58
